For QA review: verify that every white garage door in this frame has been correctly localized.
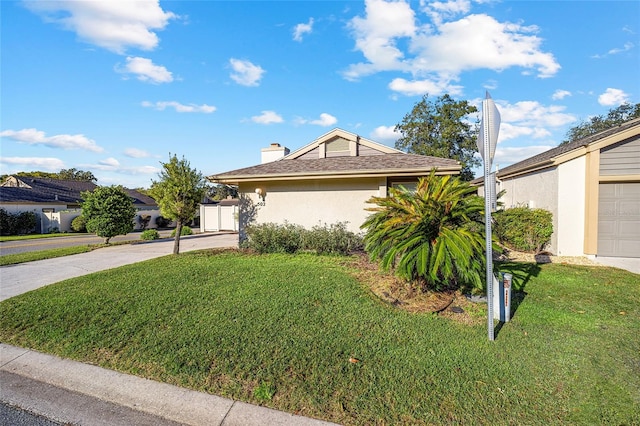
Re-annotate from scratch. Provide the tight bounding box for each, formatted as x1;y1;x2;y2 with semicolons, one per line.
598;183;640;258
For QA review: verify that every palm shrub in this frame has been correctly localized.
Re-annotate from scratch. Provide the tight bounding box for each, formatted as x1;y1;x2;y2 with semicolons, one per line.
361;171;485;292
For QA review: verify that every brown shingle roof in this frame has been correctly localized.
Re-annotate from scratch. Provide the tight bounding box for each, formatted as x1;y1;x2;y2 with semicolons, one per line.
495;118;640;178
210;153;460;182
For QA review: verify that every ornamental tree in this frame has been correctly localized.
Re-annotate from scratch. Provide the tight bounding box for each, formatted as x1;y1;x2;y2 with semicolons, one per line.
81;185;135;244
150;154;207;254
394;94;480;181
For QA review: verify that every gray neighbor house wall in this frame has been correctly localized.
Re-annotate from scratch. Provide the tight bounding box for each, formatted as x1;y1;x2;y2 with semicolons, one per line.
477;117;640;258
498;167;560;254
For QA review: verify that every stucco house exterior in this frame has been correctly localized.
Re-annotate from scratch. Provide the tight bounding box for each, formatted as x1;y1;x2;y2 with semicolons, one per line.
476;118;640;258
0;176;158;233
209;128;461;238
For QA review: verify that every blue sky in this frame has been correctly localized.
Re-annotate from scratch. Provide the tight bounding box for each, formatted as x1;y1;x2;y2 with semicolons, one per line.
1;0;639;188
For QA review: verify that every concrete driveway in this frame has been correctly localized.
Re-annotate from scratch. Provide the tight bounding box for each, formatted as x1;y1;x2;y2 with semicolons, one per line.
0;232;239;302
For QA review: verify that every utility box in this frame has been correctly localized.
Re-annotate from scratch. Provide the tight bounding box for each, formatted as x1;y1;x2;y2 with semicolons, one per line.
493;272;513;322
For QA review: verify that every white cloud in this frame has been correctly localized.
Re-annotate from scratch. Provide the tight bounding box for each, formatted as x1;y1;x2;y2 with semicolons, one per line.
370;125;401;143
99;157;121;168
498;123;551;142
496;100;576;128
423;0;472;26
0;128;104;152
592;41;635;58
24;0;177;54
494;145;554;166
251;111;284;124
117;57;173;83
388;77;463;96
0;156;65;171
293;18;314;42
124;148;152;158
344;0;416;80
295;113;338;127
598;88;629;106
410;14;560;78
82;160;160;176
229;59;265;87
141;101;216;113
552;90;571;100
344;0;560;93
310;113;338;127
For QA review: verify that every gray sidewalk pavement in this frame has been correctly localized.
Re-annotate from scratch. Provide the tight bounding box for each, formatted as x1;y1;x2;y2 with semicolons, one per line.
0;232;339;426
0;232;239;302
591;256;640;274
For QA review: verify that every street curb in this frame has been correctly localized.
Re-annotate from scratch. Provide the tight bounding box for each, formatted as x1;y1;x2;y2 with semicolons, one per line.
0;344;339;426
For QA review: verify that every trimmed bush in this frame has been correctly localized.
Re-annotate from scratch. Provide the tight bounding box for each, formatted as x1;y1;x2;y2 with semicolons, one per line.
171;226;193;237
0;209;37;235
244;222;305;254
71;215;87;233
493;207;553;253
243;222;363;255
141;229;160;240
304;222;363;255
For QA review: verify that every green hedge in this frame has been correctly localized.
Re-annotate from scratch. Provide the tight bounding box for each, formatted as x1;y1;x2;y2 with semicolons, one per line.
493;207;553;253
244;222;363;255
0;208;37;236
141;229;160;240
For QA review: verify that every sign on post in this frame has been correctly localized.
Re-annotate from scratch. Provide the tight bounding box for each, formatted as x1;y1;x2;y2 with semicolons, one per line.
477;92;501;341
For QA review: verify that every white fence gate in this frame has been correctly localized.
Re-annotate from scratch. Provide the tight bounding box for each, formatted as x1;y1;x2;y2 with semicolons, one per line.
200;204;238;232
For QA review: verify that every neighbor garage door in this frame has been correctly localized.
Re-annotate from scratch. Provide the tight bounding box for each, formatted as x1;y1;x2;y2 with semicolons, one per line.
598;183;640;257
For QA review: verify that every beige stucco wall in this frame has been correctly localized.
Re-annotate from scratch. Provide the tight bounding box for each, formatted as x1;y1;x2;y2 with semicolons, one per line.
499;168;560;254
238;177;387;236
556;156;586;256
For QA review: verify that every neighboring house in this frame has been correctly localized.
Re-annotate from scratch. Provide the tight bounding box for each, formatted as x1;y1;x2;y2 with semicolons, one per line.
209;128;461;238
475;118;640;258
0;176;159;233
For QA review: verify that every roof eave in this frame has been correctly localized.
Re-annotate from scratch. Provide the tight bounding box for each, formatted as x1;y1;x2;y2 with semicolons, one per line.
210;165;460;184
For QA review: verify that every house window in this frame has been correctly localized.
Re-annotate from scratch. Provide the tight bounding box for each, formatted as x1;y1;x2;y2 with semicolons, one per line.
391;182;418;193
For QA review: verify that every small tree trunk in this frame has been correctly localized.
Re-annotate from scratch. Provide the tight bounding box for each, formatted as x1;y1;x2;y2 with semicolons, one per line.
173;220;182;255
105;237;111;244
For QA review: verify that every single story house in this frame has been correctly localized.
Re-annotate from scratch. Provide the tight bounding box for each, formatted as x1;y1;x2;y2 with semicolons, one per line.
0;176;159;233
476;117;640;258
208;128;461;238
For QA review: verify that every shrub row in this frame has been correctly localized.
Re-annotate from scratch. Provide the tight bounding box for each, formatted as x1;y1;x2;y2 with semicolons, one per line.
243;222;363;255
140;229;160;240
0;209;37;236
493;206;553;253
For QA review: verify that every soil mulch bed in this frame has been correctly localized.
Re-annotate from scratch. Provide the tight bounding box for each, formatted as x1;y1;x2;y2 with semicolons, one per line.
346;249;599;324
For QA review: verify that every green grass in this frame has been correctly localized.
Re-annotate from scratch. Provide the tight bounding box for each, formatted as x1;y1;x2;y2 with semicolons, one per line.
0;246;94;266
0;233;87;242
1;251;638;425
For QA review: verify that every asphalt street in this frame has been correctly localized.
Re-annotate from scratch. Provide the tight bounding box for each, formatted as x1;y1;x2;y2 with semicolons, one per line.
0;230;174;256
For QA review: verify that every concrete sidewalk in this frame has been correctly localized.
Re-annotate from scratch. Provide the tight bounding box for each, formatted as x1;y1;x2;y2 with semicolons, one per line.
0;232;239;302
0;232;339;425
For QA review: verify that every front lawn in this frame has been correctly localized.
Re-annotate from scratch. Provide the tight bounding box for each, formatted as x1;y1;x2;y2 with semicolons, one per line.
0;251;638;425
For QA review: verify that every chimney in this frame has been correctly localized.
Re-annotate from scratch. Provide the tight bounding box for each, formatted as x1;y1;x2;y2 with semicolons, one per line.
261;143;290;164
